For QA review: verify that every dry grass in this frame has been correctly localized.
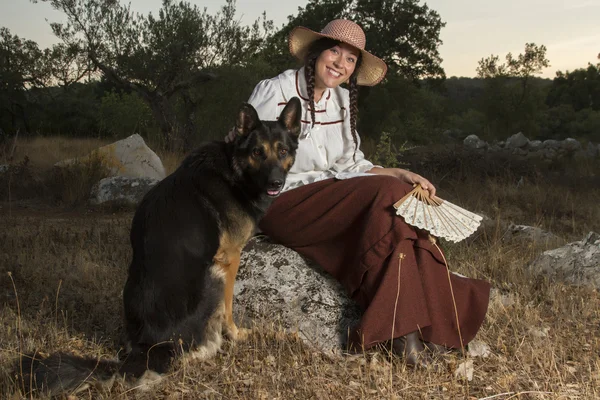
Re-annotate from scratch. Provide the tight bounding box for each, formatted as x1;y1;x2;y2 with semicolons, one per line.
0;138;599;399
0;136;185;207
3;136;112;171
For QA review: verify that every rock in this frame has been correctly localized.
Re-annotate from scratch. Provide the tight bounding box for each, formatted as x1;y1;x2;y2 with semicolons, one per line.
0;165;8;174
511;148;528;157
561;138;582;152
503;224;560;244
543;148;558;160
468;340;491;358
55;134;166;180
488;144;502;153
235;237;361;352
463;134;487;150
443;129;465;141
527;140;543;151
90;176;159;205
585;142;599;158
529;232;600;290
505;132;529;148
542;139;560;150
454;360;474;381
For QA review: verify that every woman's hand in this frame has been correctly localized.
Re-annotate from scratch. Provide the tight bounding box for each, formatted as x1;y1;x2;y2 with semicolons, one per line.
224;127;236;143
397;169;436;198
368;167;436;198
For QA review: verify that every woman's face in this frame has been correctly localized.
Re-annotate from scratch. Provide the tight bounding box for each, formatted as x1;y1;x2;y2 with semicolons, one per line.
314;42;360;90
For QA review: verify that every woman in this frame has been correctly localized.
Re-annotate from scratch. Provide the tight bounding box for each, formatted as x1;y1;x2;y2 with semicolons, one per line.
241;19;490;367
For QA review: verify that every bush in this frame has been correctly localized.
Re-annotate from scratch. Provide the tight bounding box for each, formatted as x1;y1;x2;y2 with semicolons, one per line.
98;91;154;139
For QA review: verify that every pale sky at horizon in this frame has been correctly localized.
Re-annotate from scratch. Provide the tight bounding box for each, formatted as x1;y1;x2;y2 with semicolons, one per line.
1;0;598;78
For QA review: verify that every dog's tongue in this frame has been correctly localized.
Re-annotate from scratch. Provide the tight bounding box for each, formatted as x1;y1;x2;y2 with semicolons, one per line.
267;189;281;196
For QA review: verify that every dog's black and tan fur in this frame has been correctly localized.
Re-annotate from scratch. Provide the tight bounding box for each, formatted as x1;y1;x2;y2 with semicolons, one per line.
17;98;302;396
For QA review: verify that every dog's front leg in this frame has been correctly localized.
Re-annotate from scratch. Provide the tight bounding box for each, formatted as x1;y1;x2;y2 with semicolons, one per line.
223;250;250;341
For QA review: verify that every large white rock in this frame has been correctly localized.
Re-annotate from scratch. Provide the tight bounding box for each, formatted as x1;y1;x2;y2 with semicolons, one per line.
235;236;361;353
529;232;600;289
90;176;159;205
463;134;487;150
55;134;166;180
560;138;582;152
505;132;529;148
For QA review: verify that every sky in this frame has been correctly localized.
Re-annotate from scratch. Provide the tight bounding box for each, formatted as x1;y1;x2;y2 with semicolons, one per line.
1;0;598;78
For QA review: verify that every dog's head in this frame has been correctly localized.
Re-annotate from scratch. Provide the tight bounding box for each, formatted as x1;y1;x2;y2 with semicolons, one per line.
232;97;301;201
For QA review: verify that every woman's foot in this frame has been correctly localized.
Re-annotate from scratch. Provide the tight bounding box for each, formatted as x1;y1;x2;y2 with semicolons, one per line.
391;331;435;368
424;341;455;355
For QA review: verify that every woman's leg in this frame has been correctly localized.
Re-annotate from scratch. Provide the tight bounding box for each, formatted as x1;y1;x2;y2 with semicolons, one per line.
259;176;490;352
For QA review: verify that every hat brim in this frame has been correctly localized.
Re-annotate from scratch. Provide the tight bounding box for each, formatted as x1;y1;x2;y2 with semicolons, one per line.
288;26;388;87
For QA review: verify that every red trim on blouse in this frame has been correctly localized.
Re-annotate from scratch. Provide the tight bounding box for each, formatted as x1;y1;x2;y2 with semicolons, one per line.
300;120;343;125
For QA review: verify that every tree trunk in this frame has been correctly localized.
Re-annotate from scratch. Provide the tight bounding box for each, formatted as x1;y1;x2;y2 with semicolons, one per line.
148;96;174;150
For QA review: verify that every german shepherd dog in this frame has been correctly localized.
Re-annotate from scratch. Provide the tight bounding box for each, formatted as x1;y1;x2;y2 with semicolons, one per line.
17;98;302;396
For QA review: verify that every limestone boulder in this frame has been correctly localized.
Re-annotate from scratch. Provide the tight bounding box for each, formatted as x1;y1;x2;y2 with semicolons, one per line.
463;134;487;150
90;176;159;206
528;232;600;290
56;134;166;180
505;132;529;149
234;236;361;353
561;138;582;152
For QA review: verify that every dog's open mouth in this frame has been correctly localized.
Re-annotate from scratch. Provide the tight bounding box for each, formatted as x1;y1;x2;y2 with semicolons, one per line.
267;189;282;197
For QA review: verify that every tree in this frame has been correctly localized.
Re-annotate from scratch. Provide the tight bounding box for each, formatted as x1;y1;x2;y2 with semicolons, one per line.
33;0;273;149
476;43;550;138
262;0;446;81
47;43;93;90
477;43;549;107
543;55;600;140
0;28;50;134
547;54;600;112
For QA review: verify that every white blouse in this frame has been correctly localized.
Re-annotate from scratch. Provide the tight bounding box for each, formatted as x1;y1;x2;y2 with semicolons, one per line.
247;68;378;192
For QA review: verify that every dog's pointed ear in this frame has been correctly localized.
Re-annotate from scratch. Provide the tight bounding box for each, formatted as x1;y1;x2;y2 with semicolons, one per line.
236;102;260;137
278;97;302;138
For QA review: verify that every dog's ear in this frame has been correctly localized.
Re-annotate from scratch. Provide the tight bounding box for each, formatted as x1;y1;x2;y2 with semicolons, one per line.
278;97;302;138
236;103;260;137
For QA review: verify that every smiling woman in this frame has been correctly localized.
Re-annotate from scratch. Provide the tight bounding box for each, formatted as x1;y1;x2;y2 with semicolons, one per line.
238;19;491;369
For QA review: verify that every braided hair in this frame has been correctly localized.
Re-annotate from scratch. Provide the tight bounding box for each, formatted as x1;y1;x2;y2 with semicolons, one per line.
304;38;363;160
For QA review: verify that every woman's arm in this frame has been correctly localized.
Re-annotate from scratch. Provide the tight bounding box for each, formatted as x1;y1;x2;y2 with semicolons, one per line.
367;167;436;197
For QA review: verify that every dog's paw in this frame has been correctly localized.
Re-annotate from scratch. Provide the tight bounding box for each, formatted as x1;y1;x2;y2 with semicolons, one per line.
235;327;251;342
225;325;251;342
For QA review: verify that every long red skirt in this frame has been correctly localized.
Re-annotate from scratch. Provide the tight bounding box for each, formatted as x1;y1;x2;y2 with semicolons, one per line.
259;175;490;350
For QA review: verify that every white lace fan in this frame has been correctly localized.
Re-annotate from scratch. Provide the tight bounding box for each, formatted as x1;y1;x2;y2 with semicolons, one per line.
393;184;483;243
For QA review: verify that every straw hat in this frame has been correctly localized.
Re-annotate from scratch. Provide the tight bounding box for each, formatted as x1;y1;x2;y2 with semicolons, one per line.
288;19;388;86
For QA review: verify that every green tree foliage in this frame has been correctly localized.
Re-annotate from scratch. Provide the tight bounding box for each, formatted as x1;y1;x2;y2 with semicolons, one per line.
543;56;600;140
0;28;50;135
98;90;154;139
32;0;273;149
475;43;550;139
262;0;445;80
359;75;447;143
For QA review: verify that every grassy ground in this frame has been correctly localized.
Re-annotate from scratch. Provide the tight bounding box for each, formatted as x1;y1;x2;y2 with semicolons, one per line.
0;137;599;399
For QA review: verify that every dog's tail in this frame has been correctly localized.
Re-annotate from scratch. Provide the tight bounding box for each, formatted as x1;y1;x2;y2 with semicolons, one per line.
16;344;174;396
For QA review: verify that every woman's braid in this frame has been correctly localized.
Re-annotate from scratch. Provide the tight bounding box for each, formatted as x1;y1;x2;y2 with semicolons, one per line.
304;56;317;128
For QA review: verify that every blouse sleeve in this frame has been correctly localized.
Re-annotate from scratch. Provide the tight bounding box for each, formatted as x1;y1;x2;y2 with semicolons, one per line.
247;78;280;121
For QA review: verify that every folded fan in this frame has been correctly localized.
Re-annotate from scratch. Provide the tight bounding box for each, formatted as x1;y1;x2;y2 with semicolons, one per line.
393;184;482;243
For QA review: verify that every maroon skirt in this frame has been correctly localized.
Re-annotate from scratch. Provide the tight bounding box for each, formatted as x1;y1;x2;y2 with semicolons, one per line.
259;175;490;350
